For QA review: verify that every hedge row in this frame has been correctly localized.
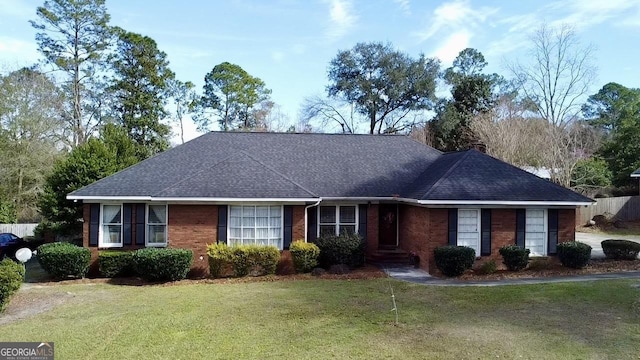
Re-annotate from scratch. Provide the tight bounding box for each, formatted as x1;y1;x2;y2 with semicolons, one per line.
0;259;24;313
313;233;365;268
207;243;280;278
37;243;193;282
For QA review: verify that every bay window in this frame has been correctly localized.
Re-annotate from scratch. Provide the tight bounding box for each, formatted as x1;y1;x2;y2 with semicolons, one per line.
228;205;283;249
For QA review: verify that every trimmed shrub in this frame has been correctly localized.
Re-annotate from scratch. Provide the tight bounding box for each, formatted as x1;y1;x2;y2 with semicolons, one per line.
499;245;530;271
557;241;592;269
133;248;193;281
476;260;497;275
0;259;24;312
433;246;475;277
601;239;640;260
98;251;134;277
289;241;320;273
37;242;91;279
231;245;280;277
206;243;234;278
314;233;365;268
527;258;554;271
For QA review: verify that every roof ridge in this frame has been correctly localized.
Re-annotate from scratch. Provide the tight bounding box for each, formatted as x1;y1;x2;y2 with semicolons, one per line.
419;150;473;200
153;153;238;196
239;150;319;197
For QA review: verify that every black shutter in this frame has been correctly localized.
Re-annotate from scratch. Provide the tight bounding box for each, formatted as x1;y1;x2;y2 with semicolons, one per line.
358;204;367;241
217;205;227;244
123;204;133;246
481;209;491;256
448;209;458;246
307;206;317;242
89;203;99;247
548;209;559;255
135;204;145;246
516;209;525;248
283;205;293;249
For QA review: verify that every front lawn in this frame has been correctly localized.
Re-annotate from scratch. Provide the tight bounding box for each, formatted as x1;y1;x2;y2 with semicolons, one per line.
1;278;639;359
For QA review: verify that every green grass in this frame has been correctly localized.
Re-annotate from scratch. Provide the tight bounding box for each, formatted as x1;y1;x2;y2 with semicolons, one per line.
1;279;640;359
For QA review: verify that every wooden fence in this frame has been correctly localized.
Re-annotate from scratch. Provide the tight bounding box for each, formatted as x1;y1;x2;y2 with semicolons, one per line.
0;223;38;237
576;196;640;225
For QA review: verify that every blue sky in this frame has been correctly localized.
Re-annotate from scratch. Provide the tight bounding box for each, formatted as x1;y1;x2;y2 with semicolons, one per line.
1;0;639;142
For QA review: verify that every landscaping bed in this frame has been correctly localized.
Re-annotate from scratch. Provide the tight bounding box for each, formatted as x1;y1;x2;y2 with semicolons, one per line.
453;259;640;281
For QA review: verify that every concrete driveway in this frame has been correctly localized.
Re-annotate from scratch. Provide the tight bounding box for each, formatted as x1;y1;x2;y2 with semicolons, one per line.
575;232;640;259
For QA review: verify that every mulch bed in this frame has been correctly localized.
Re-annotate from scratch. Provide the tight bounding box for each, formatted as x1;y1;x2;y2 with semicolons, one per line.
452;259;640;281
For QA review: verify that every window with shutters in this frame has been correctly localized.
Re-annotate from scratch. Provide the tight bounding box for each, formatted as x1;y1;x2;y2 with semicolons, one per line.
457;209;480;256
100;204;123;248
146;204;168;247
525;209;547;256
318;205;358;237
228;205;283;249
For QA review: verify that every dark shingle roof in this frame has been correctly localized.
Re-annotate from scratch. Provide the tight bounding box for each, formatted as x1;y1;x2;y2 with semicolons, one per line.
69;132;592;203
407;150;592;202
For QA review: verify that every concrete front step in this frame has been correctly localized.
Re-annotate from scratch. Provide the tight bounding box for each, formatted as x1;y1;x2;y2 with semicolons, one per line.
367;248;412;265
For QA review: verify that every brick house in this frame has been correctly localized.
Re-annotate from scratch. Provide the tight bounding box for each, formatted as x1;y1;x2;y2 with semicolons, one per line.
68;132;593;274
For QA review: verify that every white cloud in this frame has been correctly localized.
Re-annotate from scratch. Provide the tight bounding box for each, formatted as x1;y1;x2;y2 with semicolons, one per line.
271;50;285;63
0;36;40;66
549;0;640;29
431;30;471;64
416;0;498;41
325;0;358;41
0;0;32;19
393;0;411;15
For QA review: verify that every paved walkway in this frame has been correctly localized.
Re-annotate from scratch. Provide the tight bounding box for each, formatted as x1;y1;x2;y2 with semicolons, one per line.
382;265;640;287
576;232;640;259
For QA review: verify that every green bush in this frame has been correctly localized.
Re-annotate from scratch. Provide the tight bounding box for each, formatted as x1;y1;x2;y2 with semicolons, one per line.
601;239;640;260
314;233;365;268
36;242;91;279
206;243;234;278
499;245;530;271
557;241;592;269
133;248;193;281
231;245;280;277
476;260;497;275
98;251;134;277
289;240;320;273
433;246;475;277
0;259;24;313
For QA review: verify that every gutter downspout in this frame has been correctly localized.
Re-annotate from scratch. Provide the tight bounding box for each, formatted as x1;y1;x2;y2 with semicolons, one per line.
304;198;322;242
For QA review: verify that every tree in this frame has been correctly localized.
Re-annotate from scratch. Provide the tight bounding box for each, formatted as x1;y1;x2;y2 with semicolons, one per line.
110;29;173;159
194;62;271;131
570;158;612;196
510;24;596;127
0;67;66;222
327;42;439;134
168;79;197;144
31;0;112;147
583;83;640;188
300;95;359;133
39;124;138;235
431;48;502;151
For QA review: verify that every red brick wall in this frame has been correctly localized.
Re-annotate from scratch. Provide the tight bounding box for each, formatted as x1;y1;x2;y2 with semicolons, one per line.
167;205;218;274
398;205;430;271
292;206;305;242
366;204;379;255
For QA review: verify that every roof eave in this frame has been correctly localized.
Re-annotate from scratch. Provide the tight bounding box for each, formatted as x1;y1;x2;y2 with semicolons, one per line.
416;200;594;206
66;195;321;203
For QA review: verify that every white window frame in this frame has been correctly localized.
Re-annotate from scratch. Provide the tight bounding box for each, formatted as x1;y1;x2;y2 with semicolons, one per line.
99;203;123;248
146;204;168;247
457;208;481;257
227;204;284;249
525;208;548;257
317;205;359;237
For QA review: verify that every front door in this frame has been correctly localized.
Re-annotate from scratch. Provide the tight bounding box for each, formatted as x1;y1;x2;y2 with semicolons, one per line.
378;204;398;249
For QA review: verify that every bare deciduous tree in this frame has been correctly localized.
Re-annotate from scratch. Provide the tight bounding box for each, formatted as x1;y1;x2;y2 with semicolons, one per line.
299;95;359;133
509;24;596;128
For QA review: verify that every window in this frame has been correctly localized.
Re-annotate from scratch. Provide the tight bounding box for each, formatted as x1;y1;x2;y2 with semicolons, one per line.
100;204;122;248
525;209;547;256
318;205;357;236
147;204;167;247
457;209;480;256
228;205;282;248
